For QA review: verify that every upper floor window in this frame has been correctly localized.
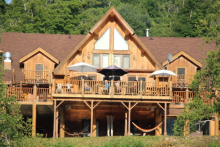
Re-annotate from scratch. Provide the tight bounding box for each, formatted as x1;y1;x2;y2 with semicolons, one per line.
94;27;128;51
113;54;130;68
35;64;44;78
177;67;186;82
94;28;110;50
93;54;109;68
113;28;128;51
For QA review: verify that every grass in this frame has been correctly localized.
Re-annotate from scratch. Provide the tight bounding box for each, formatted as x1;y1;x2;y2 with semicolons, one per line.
13;136;220;147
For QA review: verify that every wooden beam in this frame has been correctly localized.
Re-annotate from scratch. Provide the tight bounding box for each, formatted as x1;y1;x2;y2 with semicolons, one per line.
124;112;128;136
157;102;165;111
94;101;101;109
54;98;171;104
215;113;219;136
92;110;96;137
56;107;59;138
121;102;128;110
32;85;37;137
56;100;64;109
90;101;93;137
164;103;167;135
60;105;65;138
131;102;138;110
53;100;56;143
19;47;59;64
155;108;162;136
128;102;131;135
162;51;202;67
109;11;115;17
125;29;130;36
84;101;91;109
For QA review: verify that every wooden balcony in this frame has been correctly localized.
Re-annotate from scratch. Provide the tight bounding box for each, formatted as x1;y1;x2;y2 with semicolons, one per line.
22;70;52;84
6;87;52;104
171;90;217;106
172;74;194;88
52;79;172;100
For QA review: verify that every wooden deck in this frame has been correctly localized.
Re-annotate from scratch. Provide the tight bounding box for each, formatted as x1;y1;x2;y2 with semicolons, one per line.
52;79;172;100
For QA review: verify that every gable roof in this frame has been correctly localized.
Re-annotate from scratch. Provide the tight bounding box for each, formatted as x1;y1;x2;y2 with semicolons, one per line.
0;32;85;81
139;37;217;64
53;7;164;74
0;34;216;81
162;51;202;67
19;47;59;64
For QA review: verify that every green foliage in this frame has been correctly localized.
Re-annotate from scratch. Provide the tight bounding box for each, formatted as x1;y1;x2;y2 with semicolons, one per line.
0;58;32;146
9;136;220;147
0;0;219;37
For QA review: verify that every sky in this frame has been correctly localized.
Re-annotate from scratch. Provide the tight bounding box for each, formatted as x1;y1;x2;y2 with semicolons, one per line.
5;0;12;4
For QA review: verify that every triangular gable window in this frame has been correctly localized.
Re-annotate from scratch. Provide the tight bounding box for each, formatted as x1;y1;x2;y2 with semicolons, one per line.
95;28;110;50
114;28;128;50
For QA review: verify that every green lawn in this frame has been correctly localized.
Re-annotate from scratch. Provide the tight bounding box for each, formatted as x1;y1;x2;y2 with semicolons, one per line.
15;136;220;147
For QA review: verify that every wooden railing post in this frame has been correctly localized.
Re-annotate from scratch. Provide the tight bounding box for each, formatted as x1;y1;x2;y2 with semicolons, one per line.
185;89;189;104
82;79;85;97
111;80;114;97
140;80;143;97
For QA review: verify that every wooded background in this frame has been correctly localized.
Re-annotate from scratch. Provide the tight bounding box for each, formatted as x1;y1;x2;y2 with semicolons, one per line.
0;0;219;41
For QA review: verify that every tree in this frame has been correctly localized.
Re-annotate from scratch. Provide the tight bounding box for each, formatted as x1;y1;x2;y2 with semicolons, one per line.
173;1;220;135
0;56;32;146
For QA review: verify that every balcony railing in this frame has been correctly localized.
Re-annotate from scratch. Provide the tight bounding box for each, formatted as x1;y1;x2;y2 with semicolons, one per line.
6;87;51;102
172;91;217;106
22;70;52;84
172;74;194;88
53;79;172;98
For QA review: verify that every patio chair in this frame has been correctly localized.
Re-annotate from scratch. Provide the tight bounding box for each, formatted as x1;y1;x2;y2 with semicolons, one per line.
56;83;63;93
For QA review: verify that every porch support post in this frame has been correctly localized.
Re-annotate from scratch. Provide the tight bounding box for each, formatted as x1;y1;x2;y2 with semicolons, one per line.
128;102;131;136
164;103;167;135
53;100;56;143
90;101;93;137
210;119;215;136
155;108;162;136
60;105;65;138
124;112;128;136
215;113;219;136
32;85;37;137
56;107;59;138
92;109;96;137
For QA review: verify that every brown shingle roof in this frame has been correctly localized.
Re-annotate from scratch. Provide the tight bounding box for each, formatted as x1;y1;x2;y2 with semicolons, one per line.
139;37;216;64
0;33;217;81
0;32;85;81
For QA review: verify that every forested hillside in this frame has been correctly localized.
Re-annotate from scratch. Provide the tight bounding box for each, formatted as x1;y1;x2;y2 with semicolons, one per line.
0;0;219;41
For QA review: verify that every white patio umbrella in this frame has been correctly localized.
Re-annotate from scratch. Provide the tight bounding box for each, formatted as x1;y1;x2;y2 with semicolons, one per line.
150;69;177;76
68;62;97;72
68;62;97;79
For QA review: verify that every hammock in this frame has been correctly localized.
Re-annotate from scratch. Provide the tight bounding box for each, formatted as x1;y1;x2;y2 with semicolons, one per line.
60;125;89;137
132;122;163;135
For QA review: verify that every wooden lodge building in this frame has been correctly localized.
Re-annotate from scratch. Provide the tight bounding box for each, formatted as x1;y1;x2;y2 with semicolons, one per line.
0;7;219;137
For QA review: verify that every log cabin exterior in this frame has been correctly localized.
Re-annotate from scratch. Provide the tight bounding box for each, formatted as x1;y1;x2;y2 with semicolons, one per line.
0;7;219;137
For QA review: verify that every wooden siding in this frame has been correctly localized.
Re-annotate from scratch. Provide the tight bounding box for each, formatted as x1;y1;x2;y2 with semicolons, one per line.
56;16;158;77
65;102;156;136
23;52;55;82
167;56;198;77
167;56;198;86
